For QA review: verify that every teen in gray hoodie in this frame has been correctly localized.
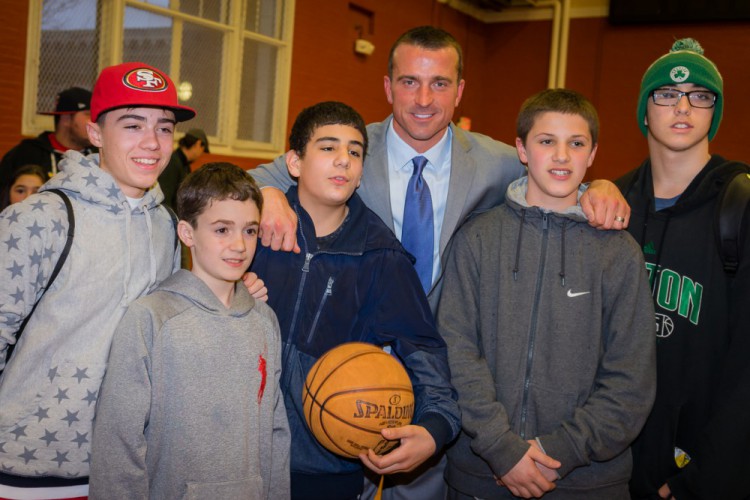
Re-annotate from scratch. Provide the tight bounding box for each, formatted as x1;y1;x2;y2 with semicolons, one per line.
90;163;290;500
438;90;656;500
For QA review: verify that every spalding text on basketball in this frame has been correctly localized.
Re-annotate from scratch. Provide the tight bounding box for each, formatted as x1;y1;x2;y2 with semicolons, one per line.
353;398;414;420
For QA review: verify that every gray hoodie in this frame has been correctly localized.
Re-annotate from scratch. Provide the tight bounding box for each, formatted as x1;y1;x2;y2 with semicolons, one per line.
90;270;291;500
438;177;656;499
0;151;178;480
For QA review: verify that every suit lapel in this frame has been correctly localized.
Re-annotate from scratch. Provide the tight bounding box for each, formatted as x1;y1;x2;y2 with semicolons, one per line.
361;119;395;231
440;124;477;257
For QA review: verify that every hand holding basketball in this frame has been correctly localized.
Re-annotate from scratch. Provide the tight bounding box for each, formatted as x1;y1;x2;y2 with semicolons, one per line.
359;424;436;474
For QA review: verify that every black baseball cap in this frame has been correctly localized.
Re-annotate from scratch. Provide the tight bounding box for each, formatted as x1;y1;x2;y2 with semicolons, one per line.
185;128;210;153
41;87;92;115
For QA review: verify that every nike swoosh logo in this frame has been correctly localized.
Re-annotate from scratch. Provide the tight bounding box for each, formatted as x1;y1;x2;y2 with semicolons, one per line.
567;290;590;298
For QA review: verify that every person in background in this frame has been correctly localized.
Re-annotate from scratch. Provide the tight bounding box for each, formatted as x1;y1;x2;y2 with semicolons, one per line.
0;87;95;187
158;128;210;210
159;128;210;269
0;163;46;211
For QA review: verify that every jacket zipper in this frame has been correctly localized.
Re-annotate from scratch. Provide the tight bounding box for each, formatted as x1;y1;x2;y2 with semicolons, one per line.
281;252;313;389
305;277;334;344
519;213;549;439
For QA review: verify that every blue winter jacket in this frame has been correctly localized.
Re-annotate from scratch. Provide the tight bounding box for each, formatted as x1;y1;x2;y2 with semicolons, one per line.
251;186;460;497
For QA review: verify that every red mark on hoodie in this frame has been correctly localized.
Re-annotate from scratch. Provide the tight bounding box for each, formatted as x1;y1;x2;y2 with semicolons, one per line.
258;354;267;404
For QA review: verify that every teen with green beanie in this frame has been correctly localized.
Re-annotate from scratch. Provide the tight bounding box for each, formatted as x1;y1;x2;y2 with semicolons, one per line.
616;38;750;500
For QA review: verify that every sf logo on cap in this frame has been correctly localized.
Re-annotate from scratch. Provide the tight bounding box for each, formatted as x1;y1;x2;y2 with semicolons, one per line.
123;68;168;92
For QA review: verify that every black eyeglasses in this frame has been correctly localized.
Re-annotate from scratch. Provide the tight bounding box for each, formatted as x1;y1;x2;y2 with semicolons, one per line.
651;89;717;109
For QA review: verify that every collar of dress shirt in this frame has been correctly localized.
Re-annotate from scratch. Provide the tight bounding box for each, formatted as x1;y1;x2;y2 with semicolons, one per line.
386;118;453;173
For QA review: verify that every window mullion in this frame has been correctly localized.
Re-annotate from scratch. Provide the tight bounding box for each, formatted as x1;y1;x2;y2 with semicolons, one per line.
22;1;44;135
223;0;243;151
101;0;125;70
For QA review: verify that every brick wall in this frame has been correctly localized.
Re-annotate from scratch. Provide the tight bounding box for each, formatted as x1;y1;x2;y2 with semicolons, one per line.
0;1;29;156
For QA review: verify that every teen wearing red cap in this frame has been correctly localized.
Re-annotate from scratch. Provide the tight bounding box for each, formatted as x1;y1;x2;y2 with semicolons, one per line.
0;62;194;499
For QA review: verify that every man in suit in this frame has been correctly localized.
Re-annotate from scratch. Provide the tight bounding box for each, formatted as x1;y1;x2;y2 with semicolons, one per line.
250;25;630;498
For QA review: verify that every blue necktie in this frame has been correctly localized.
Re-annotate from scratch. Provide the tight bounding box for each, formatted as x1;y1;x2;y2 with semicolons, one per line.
402;156;434;293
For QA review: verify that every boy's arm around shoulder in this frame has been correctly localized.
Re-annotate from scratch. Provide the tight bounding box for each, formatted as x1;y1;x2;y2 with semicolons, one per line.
89;301;155;499
249;155;294;192
0;194;70;369
536;233;656;478
248;158;300;253
435;223;531;477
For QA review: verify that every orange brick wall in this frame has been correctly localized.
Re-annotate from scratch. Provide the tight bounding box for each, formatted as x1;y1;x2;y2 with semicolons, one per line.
0;1;29;156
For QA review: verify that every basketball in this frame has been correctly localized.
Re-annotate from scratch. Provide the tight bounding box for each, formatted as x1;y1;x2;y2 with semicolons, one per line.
302;342;414;459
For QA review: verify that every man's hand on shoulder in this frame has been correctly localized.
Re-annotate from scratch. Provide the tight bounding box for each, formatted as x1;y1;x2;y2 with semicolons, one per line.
581;179;630;230
259;186;300;253
359;425;436;475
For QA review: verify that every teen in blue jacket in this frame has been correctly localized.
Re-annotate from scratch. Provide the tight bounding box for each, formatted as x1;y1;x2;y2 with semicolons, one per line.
250;102;460;500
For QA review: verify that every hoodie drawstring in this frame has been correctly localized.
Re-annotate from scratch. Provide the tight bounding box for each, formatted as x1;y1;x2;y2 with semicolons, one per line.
121;207;133;306
143;205;158;291
119;203;159;307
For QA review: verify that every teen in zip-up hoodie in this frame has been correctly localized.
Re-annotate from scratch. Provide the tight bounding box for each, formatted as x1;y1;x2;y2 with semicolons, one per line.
617;38;750;500
250;102;460;500
0;62;194;498
439;90;656;500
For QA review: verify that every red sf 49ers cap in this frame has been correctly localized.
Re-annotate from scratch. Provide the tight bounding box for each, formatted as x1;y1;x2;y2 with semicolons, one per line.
90;62;196;122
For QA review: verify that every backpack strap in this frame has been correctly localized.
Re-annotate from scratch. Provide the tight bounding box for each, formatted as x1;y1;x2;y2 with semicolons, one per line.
162;204;179;251
717;172;750;276
3;189;74;366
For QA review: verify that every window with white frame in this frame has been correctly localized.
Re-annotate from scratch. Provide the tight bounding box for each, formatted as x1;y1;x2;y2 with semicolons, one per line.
24;0;295;159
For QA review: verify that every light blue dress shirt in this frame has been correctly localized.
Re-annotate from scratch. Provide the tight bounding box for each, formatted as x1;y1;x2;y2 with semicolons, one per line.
386;121;452;288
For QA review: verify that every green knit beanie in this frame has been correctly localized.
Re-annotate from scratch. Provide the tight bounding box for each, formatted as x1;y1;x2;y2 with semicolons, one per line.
637;38;723;141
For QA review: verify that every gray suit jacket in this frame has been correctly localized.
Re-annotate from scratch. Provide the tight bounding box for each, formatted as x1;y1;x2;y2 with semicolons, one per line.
251;116;525;312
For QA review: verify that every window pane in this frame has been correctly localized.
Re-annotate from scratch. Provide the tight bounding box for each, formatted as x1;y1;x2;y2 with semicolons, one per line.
245;0;284;38
123;7;223;137
38;0;99;113
123;6;173;72
179;0;229;23
177;23;223;136
238;39;277;143
134;0;229;23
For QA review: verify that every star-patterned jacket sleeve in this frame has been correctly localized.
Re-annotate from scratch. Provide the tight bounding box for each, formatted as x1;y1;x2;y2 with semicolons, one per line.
0;193;71;369
89;302;153;499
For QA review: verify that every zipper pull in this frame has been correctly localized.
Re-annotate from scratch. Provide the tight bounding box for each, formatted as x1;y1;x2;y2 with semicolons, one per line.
302;253;313;272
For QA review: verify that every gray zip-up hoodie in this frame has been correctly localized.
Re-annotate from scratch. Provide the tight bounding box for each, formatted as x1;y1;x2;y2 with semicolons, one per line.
0;150;178;481
90;270;290;500
438;177;656;498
